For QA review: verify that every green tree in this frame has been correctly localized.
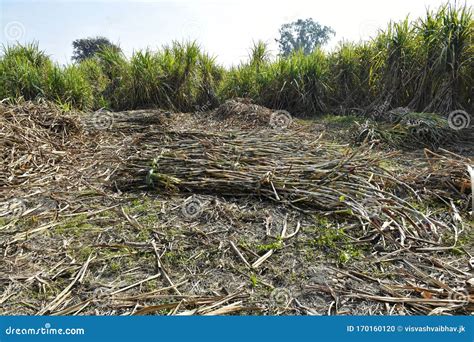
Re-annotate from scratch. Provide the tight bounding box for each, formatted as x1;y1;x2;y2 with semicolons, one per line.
72;36;121;62
276;18;335;56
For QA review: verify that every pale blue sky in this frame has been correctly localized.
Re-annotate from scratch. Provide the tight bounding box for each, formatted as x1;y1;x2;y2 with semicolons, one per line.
0;0;465;66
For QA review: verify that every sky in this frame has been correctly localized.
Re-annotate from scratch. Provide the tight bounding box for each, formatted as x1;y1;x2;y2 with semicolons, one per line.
0;0;467;66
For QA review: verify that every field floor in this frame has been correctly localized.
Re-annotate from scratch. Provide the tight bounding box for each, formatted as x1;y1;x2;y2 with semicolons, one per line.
1;102;473;315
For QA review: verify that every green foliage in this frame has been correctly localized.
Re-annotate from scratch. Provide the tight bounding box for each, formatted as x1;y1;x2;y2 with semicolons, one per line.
45;64;94;109
221;2;472;116
249;274;259;287
72;36;121;63
0;3;472;115
256;238;283;252
0;43;51;100
95;47;131;110
76;58;109;108
0;43;94;110
0;41;223;111
276;18;335;56
97;41;223;111
327;42;376;110
256;48;329;114
412;4;473;112
218;41;271;101
219;46;330;115
309;225;362;264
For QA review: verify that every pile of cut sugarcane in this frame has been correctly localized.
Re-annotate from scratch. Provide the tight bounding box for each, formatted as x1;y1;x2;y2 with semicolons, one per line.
0;100;83;188
354;112;459;149
145;130;463;251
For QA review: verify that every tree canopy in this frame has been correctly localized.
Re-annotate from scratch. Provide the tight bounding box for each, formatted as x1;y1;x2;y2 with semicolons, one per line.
276;18;335;56
72;36;121;62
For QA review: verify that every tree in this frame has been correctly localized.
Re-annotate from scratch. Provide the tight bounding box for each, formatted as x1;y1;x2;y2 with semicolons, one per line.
276;18;335;56
72;36;121;62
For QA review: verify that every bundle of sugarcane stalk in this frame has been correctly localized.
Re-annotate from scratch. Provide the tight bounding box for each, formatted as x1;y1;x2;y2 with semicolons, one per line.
354;112;459;149
213;98;273;129
145;130;458;250
401;149;473;209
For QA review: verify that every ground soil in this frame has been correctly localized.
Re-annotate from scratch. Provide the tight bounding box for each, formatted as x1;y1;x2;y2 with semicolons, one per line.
1;103;473;316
